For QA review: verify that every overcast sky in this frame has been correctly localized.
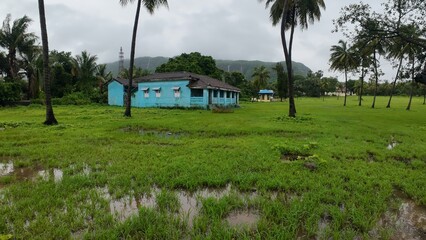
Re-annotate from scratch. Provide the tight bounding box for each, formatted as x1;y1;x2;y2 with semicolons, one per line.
1;0;391;80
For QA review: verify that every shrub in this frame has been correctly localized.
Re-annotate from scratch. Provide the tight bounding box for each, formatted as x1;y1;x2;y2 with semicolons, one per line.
211;104;235;113
54;92;91;105
0;81;21;105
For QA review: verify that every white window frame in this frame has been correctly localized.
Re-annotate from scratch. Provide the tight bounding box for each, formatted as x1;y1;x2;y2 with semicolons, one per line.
141;87;149;98
172;87;181;98
153;87;161;98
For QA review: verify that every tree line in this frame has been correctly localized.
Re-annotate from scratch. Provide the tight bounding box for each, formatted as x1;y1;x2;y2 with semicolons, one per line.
0;20;113;104
331;0;426;110
1;0;425;124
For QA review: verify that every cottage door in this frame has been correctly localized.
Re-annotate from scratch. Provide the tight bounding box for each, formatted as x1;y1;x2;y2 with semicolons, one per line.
208;90;212;104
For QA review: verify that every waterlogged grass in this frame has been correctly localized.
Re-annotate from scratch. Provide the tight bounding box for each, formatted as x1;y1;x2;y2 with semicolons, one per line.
0;96;425;239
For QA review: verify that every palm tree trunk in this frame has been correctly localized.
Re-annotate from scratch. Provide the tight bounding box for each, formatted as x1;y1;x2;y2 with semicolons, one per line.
344;68;347;106
406;55;415;111
371;50;378;109
124;0;142;117
358;67;365;106
281;2;296;117
7;49;18;80
27;68;38;99
386;57;403;108
38;0;57;125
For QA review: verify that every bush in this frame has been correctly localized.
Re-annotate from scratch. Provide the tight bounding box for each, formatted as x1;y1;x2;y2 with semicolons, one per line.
88;90;108;104
53;92;91;105
0;81;21;105
211;104;235;113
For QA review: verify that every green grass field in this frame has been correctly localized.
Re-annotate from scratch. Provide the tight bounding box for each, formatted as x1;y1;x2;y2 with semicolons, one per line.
0;96;425;239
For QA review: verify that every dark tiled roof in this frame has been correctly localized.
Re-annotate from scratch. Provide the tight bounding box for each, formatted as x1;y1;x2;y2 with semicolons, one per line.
135;72;240;92
111;78;137;88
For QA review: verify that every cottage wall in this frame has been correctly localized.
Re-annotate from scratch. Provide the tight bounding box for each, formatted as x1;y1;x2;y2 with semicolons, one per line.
108;81;124;106
136;80;191;108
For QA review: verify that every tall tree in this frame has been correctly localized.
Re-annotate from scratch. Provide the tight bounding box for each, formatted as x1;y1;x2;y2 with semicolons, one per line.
261;0;325;117
0;51;7;76
20;43;41;99
252;65;270;92
50;51;74;98
224;71;245;88
120;0;168;117
329;40;357;106
353;21;387;109
72;51;98;92
38;0;58;125
0;14;36;80
120;66;150;79
385;26;419;108
96;64;112;93
273;62;287;101
156;52;223;79
334;0;426;107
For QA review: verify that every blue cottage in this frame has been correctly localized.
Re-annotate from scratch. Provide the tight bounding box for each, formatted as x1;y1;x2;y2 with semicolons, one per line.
107;78;138;106
258;89;274;102
108;72;240;109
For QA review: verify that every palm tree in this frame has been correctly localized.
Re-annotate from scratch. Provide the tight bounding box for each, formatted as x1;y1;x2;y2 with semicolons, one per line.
0;14;37;80
20;43;41;99
261;0;325;117
405;46;422;111
119;0;168;117
252;66;270;92
72;51;98;92
385;36;408;108
38;0;57;125
96;64;112;93
329;40;357;106
273;62;288;101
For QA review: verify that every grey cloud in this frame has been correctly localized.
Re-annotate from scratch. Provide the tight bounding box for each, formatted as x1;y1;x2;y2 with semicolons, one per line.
0;0;395;80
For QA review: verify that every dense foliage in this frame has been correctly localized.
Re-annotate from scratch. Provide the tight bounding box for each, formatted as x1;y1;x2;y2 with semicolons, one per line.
156;52;224;79
0;81;20;104
333;0;426;109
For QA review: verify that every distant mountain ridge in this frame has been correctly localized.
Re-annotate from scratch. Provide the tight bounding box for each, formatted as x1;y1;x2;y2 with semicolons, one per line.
105;56;311;81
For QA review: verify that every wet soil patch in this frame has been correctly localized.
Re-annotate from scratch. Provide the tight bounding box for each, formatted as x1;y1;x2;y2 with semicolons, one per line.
369;190;426;239
366;151;377;162
121;127;185;139
391;156;412;164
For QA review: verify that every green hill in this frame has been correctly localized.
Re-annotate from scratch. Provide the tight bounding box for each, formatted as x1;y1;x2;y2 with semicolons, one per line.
105;57;311;81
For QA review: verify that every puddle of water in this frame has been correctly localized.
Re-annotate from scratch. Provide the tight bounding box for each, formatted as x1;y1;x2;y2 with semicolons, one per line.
177;191;199;228
53;169;63;182
102;184;258;226
387;136;398;150
0;162;14;176
139;129;182;139
110;195;140;222
387;142;398;150
38;168;63;182
196;183;232;199
121;127;183;139
225;210;259;229
102;187;159;222
0;162;62;183
16;166;43;180
83;164;91;176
